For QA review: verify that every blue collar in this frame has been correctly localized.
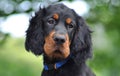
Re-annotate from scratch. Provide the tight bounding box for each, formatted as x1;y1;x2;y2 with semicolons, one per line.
44;57;70;70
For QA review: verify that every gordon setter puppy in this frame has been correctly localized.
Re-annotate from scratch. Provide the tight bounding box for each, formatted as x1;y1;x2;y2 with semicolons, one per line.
25;3;95;76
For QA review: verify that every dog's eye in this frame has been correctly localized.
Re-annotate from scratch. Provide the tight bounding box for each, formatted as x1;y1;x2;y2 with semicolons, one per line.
47;18;56;25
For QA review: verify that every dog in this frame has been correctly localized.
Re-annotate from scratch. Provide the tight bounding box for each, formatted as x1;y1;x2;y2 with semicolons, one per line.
25;3;95;76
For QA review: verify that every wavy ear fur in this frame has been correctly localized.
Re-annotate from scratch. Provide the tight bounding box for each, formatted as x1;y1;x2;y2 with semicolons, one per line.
71;15;92;63
25;8;45;55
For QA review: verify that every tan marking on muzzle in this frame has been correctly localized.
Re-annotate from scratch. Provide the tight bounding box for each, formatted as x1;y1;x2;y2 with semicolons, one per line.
44;31;56;57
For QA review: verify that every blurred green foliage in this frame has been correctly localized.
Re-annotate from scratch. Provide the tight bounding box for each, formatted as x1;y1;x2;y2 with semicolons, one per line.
0;0;120;76
85;0;120;76
0;37;43;76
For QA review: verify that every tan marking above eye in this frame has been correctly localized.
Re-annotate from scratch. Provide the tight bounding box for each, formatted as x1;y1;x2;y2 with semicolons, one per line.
53;13;59;20
66;18;72;24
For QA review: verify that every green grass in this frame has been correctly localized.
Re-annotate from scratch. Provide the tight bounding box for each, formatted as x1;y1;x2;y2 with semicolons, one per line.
0;37;43;76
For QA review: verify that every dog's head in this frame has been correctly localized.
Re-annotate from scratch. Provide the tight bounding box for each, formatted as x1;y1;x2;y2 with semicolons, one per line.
25;4;92;62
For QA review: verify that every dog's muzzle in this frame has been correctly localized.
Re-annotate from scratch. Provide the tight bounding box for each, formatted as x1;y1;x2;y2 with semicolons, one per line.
44;30;70;59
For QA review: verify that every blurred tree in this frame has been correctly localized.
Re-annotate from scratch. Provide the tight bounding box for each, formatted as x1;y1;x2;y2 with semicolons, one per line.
0;0;73;17
85;0;120;76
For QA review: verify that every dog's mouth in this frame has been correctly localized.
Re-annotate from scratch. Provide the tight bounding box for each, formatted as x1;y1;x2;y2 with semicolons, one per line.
53;48;64;55
54;49;62;54
51;49;66;60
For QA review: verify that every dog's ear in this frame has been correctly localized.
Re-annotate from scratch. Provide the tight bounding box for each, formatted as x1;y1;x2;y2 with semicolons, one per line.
25;8;46;55
71;15;92;63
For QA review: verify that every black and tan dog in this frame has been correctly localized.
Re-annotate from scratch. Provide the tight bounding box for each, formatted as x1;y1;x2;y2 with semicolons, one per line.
25;4;95;76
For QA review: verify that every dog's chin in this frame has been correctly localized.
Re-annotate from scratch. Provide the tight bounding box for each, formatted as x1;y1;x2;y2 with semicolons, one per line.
49;50;69;61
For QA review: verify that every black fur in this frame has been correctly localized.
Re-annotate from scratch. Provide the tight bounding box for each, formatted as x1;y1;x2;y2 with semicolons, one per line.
25;8;45;55
25;4;95;76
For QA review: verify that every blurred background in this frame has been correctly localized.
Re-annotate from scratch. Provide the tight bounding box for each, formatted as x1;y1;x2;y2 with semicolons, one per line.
0;0;120;76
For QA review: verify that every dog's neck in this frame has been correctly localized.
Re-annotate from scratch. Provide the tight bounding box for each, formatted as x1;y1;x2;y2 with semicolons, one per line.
43;55;71;70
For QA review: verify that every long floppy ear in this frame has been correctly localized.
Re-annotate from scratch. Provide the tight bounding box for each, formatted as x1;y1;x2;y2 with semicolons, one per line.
71;15;92;63
25;8;45;55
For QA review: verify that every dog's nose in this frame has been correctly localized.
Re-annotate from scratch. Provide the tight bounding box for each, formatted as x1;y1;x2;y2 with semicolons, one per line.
53;34;66;44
